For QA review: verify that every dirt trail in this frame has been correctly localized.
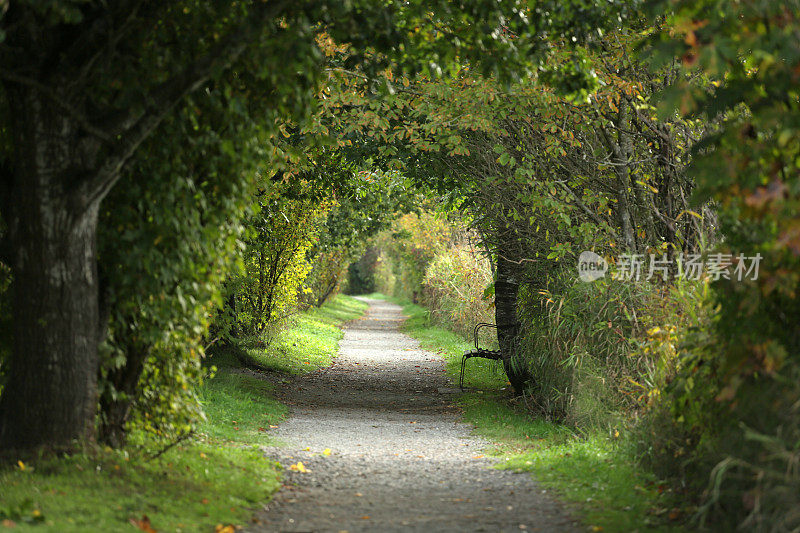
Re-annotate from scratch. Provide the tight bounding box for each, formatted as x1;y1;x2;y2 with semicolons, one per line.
247;298;577;532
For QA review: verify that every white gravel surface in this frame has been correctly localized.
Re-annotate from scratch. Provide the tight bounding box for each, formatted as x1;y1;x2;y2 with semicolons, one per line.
247;298;578;532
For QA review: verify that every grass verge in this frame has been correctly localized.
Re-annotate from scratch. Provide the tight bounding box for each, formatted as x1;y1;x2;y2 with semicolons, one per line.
0;295;366;532
230;295;368;373
0;352;283;532
386;294;683;532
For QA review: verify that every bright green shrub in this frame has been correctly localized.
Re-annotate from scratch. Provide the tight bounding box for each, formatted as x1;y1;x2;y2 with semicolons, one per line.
372;250;397;297
234;197;330;336
303;247;349;307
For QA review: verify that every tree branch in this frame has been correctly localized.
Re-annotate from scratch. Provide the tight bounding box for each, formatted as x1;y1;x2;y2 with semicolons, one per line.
63;0;149;94
0;68;113;142
84;0;291;204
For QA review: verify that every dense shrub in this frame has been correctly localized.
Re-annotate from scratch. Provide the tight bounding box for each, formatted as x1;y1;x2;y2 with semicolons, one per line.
519;272;655;428
303;247;349;307
347;246;379;295
638;292;800;531
420;245;494;341
234;197;329;336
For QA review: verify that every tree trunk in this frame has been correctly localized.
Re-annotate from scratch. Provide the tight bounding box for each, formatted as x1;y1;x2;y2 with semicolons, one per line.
0;90;104;451
99;334;149;448
613;101;638;253
495;244;527;394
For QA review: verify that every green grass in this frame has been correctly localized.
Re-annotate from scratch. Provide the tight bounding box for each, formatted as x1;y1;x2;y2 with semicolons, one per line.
0;353;284;532
198;349;288;444
0;295;367;532
0;440;278;532
390;295;684;532
231;295;368;373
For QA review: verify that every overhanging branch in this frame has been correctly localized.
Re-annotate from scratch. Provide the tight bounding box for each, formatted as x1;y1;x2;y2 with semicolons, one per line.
85;0;290;204
0;68;113;142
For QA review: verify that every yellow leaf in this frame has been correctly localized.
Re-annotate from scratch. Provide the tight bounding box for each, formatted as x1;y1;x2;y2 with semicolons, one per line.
322;448;331;456
288;462;308;473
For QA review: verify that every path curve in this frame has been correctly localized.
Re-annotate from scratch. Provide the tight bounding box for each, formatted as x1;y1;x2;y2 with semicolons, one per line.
247;298;577;532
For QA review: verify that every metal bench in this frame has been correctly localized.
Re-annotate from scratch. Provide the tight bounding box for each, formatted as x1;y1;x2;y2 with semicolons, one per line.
459;323;503;390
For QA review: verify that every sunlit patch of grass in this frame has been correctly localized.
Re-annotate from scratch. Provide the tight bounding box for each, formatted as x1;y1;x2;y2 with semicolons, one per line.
464;395;684;532
0;441;279;532
228;295;368;374
198;369;287;444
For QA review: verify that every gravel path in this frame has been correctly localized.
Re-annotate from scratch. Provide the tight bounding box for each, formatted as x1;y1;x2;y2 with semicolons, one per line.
247;298;577;532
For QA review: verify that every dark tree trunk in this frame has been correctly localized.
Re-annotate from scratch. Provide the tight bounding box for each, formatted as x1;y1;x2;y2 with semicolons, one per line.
0;90;105;451
98;333;149;448
316;278;339;307
495;245;528;394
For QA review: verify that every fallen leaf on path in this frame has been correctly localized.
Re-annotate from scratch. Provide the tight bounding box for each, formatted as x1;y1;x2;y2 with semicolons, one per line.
288;462;308;473
214;525;235;533
322;448;331;456
472;455;484;459
360;516;370;520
